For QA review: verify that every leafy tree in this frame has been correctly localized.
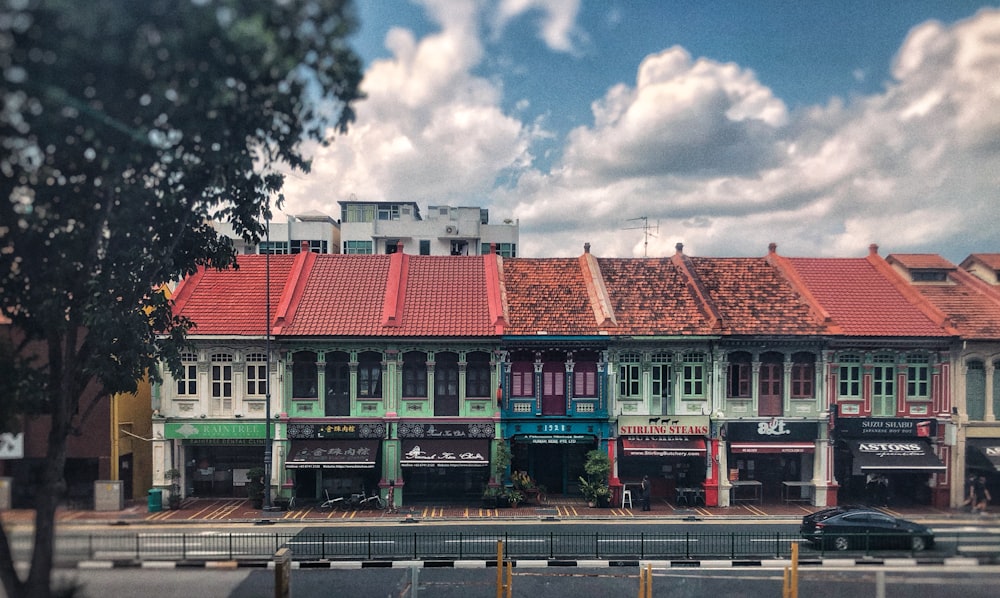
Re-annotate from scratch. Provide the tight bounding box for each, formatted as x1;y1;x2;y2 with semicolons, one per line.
0;1;363;596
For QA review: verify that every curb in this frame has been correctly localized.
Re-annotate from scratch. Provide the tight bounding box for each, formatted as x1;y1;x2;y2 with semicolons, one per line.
66;556;991;570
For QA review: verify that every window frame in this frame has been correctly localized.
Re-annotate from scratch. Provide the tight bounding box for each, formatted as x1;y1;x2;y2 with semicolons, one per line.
681;353;706;399
210;353;234;415
176;352;198;396
402;351;428;399
465;351;492;398
245;352;267;397
357;351;383;399
791;353;815;398
838;354;862;399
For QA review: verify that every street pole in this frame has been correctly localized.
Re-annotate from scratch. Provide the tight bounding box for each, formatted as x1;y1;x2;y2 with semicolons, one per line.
262;215;275;516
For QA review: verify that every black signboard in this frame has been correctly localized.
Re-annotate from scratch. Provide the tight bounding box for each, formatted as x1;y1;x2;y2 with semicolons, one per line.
725;419;817;442
835;418;937;439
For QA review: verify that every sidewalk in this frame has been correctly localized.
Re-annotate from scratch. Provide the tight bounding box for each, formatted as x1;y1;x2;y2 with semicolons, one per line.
3;497;992;526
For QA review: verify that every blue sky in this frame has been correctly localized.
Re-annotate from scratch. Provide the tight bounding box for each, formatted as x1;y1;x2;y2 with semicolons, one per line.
282;0;1000;261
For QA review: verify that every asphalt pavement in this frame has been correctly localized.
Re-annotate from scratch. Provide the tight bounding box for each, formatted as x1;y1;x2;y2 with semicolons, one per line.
2;495;995;527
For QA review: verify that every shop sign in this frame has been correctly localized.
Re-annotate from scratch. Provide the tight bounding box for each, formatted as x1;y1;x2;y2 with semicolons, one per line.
617;415;709;437
397;421;494;439
165;422;275;439
725;419;816;442
519;434;591;444
400;440;489;467
287;422;386;440
836;418;936;438
857;442;929;457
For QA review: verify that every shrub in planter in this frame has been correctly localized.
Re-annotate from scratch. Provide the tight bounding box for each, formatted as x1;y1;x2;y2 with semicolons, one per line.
246;466;266;509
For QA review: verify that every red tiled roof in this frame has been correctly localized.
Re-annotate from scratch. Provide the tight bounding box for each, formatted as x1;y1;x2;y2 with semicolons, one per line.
965;254;1000;270
171;255;297;336
596;258;715;335
910;269;1000;339
785;257;950;337
503;258;603;335
279;254;499;337
688;257;828;335
887;254;956;270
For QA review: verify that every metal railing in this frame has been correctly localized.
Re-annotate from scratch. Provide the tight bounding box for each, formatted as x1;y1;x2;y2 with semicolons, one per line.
21;530;999;563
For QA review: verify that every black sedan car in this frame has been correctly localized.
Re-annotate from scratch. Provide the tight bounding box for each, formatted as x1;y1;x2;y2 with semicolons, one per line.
800;506;934;551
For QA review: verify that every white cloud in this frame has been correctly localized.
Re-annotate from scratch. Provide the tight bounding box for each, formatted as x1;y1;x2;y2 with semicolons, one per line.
494;0;584;53
281;5;1000;264
281;0;536;211
506;9;1000;260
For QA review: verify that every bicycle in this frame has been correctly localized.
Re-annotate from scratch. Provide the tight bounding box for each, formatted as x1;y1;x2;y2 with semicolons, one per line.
360;488;385;511
318;489;344;510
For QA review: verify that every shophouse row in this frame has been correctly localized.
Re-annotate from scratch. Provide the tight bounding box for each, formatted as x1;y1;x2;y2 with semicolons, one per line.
151;243;1000;510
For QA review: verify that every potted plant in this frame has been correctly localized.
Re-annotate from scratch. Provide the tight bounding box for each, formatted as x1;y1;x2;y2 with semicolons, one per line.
579;449;611;507
165;468;182;510
505;487;524;509
246;466;266;509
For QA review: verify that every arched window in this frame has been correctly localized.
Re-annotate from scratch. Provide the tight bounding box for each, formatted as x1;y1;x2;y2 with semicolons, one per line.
727;351;752;398
465;351;491;398
325;351;350;416
435;352;459;415
292;351;318;398
791;352;815;398
402;351;428;398
358;351;383;399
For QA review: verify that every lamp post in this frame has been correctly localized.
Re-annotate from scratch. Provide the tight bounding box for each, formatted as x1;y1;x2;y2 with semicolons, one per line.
262;215;275;515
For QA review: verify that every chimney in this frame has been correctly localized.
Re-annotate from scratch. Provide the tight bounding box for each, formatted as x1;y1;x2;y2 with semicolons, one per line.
397;241;404;253
301;240;310;253
675;242;684;255
768;242;777;254
584;243;591;254
869;243;879;256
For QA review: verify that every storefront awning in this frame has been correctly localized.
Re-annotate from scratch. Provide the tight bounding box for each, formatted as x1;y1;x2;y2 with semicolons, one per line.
400;439;490;467
729;442;815;454
286;439;379;469
968;439;1000;472
849;439;945;474
621;438;705;457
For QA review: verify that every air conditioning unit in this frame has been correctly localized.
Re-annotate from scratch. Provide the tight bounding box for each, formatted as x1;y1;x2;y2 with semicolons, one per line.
445;225;457;234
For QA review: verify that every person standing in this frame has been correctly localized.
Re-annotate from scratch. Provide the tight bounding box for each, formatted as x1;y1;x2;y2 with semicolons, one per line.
973;475;991;513
640;475;651;511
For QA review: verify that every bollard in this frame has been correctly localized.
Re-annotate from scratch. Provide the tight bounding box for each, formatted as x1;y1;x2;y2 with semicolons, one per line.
638;563;652;598
274;547;291;598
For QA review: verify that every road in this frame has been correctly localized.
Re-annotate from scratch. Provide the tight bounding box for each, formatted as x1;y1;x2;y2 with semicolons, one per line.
29;564;1000;598
6;520;1000;563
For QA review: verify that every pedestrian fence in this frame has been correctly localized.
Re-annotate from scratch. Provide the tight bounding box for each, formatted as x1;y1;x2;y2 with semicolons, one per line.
22;530;999;563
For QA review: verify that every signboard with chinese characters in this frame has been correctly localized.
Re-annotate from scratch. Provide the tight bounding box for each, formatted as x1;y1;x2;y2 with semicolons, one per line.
286;422;386;440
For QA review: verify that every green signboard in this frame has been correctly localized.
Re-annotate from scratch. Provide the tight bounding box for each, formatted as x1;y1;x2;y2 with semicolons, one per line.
164;422;276;440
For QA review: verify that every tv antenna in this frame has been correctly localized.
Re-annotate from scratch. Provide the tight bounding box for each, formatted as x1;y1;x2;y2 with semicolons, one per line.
623;216;659;257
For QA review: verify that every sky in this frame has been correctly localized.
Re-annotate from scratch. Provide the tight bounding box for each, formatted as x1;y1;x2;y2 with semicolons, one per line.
279;0;1000;261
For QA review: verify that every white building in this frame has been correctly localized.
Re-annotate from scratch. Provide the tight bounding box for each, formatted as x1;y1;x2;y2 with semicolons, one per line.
214;210;341;254
339;201;519;257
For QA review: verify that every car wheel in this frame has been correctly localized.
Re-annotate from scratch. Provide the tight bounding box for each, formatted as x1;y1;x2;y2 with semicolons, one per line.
911;536;927;552
833;536;850;551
